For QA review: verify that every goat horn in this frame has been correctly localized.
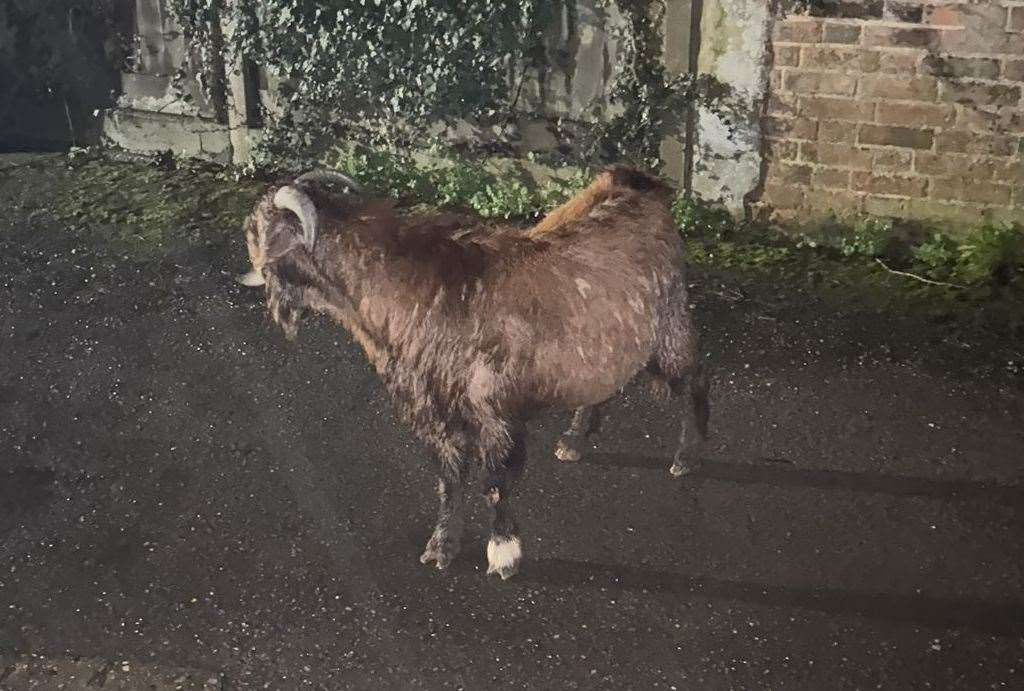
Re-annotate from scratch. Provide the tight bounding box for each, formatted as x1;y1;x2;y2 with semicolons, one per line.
273;185;318;250
294;169;363;195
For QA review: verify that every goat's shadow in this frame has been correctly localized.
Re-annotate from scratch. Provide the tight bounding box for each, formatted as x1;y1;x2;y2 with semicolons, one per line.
454;555;1024;638
451;452;1024;637
583;452;1024;507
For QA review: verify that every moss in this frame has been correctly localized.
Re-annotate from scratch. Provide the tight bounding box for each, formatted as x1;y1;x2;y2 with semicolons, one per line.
50;155;262;261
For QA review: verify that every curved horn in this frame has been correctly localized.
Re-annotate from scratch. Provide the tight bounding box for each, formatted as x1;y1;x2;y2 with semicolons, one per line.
294;169;363;195
273;185;318;249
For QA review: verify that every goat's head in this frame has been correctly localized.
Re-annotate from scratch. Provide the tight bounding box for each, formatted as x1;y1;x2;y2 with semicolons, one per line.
238;185;320;340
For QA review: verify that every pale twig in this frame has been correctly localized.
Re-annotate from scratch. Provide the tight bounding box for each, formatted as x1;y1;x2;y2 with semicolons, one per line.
874;258;965;289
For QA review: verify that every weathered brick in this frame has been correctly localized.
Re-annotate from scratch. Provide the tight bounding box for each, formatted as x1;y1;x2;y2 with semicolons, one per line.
940;16;1023;55
885;2;924;23
806;1;883;19
762;182;806;209
798;96;875;121
1000;161;1024;184
863;25;943;49
801;142;874;169
819;120;858;143
864;195;908;217
768;93;798;117
774;19;822;44
766;138;800;161
876;102;956;128
878;50;922;74
908;199;990;223
851;171;929;196
859;124;935;149
921;55;1001;80
765;116;819;141
808;189;864;215
1011;7;1024;33
990;205;1024;226
873;149;913;173
956;106;1024;136
939;81;1021;108
935;131;1019;156
770;163;813;186
932;177;1012;205
822;22;862;44
925;5;963;27
812;167;852;189
860;74;938;101
914;152;1002;179
798;142;818;163
785;70;858;96
1004;60;1024;82
776;46;801;67
800;46;881;72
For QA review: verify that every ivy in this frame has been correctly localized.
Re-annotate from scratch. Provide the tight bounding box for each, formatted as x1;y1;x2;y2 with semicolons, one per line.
170;1;545;158
165;0;700;171
592;0;694;168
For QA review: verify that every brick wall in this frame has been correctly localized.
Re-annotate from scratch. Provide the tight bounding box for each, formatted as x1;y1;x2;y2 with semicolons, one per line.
760;1;1024;229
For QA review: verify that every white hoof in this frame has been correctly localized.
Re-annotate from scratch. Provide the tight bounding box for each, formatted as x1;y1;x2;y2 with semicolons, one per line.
554;438;582;462
486;535;522;580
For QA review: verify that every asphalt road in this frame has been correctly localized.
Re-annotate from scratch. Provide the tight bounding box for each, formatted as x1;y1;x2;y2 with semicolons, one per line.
2;155;1023;689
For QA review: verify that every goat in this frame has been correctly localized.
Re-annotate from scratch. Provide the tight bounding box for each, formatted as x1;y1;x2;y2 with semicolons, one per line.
238;166;710;579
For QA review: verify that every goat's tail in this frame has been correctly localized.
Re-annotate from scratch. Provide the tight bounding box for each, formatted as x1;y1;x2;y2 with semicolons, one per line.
525;165;671;239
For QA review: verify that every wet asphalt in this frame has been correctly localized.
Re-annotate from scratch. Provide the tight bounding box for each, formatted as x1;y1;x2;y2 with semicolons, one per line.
2;155;1023;689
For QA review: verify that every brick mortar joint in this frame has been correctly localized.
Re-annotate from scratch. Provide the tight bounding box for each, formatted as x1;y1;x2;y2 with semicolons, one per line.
780;17;968;30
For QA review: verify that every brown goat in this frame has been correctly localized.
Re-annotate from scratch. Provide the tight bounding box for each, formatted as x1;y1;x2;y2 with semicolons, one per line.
238;167;709;579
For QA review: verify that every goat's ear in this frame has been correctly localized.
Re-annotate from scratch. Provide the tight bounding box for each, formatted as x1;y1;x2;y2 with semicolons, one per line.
263;217;306;262
265;254;313;341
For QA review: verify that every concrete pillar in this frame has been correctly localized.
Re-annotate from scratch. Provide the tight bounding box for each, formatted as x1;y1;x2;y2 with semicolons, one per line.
221;14;258;165
660;0;696;184
692;0;773;217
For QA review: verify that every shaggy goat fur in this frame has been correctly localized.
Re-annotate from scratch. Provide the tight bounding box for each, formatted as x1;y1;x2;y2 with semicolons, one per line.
240;166;709;579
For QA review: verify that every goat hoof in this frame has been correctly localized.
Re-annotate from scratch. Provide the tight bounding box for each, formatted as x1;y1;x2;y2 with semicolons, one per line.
669;459;699;477
486;535;521;580
420;535;458;570
554;438;582;462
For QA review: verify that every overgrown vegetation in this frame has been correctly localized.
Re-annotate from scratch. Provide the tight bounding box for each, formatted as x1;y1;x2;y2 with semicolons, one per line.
791;216;1024;289
838;217;893;259
166;0;698;169
672;196;735;241
50;154;262;260
331;146;589;219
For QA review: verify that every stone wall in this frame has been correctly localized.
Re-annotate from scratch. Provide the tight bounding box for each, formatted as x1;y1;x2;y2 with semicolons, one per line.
103;1;708;182
760;0;1024;229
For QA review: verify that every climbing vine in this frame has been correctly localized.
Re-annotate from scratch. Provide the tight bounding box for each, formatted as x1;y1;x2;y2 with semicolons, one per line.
591;0;695;167
167;0;698;168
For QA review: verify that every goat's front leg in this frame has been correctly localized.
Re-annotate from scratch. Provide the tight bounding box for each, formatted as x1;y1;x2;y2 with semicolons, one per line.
554;405;600;462
420;461;466;570
482;435;527;580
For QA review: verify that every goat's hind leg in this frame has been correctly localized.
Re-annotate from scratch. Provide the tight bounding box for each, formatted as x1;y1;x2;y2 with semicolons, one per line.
420;460;466;570
666;361;710;477
482;434;527;580
554;405;600;462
